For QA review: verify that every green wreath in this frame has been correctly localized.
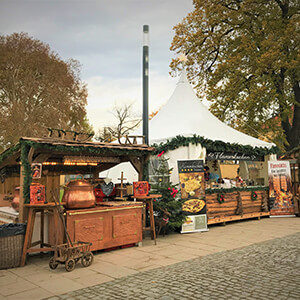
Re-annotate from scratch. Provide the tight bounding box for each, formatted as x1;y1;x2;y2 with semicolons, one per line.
217;193;225;204
251;191;258;201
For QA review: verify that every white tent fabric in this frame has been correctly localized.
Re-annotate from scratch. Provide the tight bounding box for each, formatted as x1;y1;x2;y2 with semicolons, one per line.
148;69;274;148
100;70;274;183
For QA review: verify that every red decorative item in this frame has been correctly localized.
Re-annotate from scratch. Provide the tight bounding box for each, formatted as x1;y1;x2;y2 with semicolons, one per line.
94;187;116;204
94;188;105;203
133;181;150;197
30;183;46;204
157;151;165;157
170;188;179;198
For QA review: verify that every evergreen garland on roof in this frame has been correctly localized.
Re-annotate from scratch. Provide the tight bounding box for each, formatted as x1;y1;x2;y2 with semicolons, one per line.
21;139;151;157
152;135;279;157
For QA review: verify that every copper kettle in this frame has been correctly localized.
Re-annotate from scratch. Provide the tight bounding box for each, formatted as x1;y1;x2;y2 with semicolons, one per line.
62;179;95;209
11;187;20;211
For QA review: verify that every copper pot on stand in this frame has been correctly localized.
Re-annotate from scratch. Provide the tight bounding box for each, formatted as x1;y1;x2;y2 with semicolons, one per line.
11;187;20;211
62;179;95;209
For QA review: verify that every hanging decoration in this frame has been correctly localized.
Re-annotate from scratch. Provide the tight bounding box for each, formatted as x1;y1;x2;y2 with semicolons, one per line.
217;193;225;204
168;187;179;198
251;191;258;201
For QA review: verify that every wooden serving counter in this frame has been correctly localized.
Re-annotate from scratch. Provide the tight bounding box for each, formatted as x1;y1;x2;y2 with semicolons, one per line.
206;188;269;225
65;202;143;251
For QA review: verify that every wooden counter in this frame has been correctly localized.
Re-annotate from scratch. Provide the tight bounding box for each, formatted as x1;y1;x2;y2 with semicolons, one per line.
65;202;143;251
206;188;269;225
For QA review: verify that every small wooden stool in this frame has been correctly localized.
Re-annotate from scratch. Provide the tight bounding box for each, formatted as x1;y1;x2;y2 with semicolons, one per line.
21;203;59;267
135;194;162;245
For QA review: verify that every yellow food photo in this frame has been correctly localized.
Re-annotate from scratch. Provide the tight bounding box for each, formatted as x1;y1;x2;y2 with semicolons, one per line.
182;199;206;213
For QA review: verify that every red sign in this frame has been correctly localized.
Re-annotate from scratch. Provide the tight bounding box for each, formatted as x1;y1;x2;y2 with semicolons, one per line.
133;181;149;197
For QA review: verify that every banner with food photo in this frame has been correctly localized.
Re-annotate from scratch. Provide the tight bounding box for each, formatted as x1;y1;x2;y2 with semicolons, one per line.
268;161;294;216
178;160;207;233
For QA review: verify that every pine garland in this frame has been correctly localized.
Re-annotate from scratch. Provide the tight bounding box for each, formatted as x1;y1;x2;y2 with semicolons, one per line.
20;143;32;203
152;135;279;157
206;186;268;195
21;139;150;157
0;144;21;166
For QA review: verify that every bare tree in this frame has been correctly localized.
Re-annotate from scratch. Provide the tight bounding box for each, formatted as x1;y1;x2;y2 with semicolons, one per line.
96;104;141;143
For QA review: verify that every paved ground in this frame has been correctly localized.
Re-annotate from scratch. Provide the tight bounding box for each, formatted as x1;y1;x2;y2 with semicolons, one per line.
47;232;300;300
0;217;299;299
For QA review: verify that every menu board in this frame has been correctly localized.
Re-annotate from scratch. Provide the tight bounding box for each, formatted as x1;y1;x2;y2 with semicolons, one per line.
178;160;208;233
268;161;294;216
181;215;208;233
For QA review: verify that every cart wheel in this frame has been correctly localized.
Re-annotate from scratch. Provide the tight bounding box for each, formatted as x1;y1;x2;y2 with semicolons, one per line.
49;257;58;270
65;259;76;272
81;252;94;267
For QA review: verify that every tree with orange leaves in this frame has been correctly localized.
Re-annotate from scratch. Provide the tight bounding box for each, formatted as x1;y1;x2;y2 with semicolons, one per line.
170;0;299;150
0;33;92;151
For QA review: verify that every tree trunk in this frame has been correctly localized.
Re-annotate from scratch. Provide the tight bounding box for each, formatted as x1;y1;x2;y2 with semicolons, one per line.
288;79;300;150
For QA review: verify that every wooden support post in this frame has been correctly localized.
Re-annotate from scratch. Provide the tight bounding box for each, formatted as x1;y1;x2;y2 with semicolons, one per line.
92;169;99;179
40;210;44;245
21;207;35;266
28;147;34;164
129;157;143;181
19;165;25;223
117;172;127;199
149;199;156;245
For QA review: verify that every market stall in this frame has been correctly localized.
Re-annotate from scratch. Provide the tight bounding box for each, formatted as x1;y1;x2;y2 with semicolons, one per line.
0;136;153;255
108;69;279;225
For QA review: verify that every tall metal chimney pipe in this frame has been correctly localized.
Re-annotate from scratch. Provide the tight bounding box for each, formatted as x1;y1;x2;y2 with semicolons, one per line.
143;25;149;145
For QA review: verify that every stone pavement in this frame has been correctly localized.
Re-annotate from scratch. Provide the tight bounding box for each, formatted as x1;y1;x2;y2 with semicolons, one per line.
47;232;300;300
0;217;299;299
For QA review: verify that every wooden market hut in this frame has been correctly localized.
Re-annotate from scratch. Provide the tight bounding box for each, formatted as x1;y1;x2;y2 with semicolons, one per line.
0;136;153;223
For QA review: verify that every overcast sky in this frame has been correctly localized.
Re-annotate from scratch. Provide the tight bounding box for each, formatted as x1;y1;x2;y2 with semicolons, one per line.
0;0;194;131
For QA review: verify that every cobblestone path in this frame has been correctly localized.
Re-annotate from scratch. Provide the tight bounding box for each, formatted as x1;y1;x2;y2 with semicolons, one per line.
47;233;300;300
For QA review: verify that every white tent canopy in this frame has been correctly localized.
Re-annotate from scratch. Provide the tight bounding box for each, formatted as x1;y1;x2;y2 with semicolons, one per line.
100;70;274;183
148;69;273;148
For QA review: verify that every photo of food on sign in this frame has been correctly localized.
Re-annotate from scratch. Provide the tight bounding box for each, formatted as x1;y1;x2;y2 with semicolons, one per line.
178;160;206;215
179;173;204;199
182;198;206;214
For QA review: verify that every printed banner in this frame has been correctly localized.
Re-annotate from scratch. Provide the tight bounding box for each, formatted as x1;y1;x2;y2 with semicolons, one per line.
31;163;42;179
268;161;294;216
178;160;207;233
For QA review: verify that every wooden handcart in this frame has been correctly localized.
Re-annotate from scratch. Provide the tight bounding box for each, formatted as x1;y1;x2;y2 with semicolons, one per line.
49;190;93;272
49;241;93;272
